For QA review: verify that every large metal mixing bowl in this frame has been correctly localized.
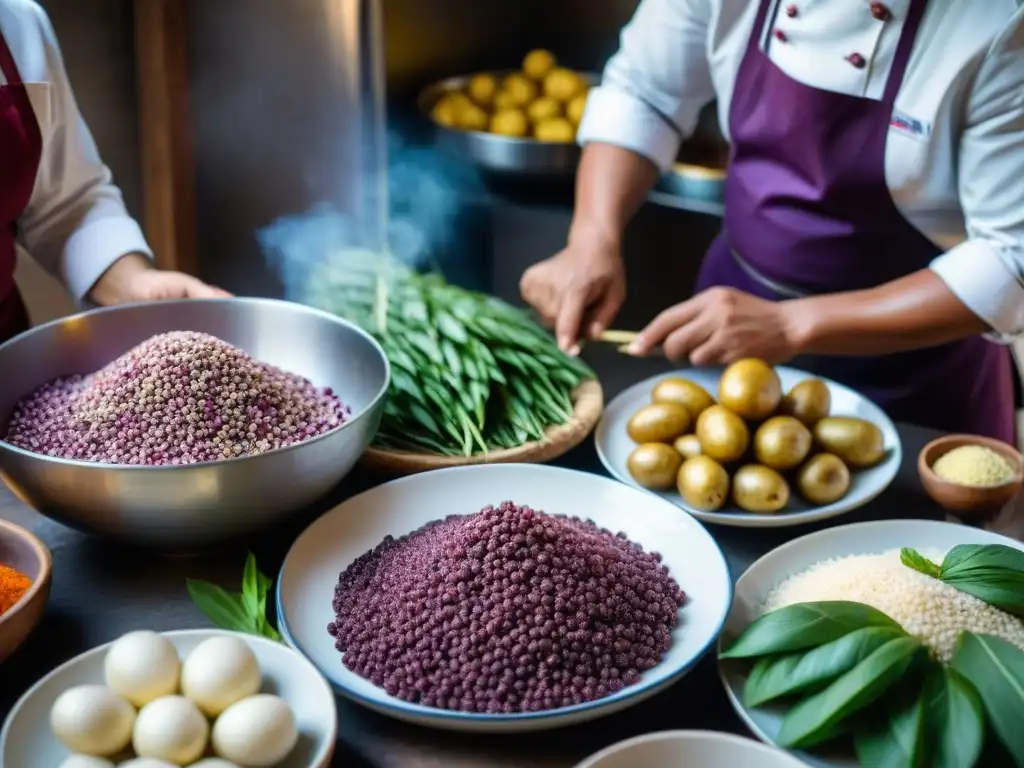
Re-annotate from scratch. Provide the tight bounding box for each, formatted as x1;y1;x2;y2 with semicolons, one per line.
418;72;598;178
0;298;390;551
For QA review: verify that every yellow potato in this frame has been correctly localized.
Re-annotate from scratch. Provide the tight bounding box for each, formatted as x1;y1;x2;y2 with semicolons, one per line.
493;91;520;111
467;73;499;107
544;68;586;102
523;49;557;81
502;74;539;108
458;104;489;132
567;92;589;125
534;117;576;143
490;109;529;137
430;93;470;127
431;100;458;128
526;96;562;123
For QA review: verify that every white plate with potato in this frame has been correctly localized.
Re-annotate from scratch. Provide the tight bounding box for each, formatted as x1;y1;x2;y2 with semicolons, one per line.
595;362;901;528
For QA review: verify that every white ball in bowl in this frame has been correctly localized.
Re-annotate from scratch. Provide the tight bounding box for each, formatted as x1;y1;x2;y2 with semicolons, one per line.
132;695;208;764
118;760;178;768
189;760;240;767
57;756;115;768
181;636;261;717
50;685;135;756
212;694;298;766
104;630;181;708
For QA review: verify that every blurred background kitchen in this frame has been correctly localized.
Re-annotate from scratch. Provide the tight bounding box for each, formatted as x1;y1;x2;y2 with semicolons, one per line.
23;0;1024;442
22;0;724;322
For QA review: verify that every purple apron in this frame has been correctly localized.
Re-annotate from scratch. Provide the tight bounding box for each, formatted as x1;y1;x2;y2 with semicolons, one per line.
697;0;1016;443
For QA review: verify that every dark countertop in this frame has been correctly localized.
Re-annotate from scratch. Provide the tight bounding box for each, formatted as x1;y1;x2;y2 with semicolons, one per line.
0;344;962;768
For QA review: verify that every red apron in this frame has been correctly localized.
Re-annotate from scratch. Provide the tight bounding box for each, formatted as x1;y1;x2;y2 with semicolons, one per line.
0;27;42;344
697;0;1016;443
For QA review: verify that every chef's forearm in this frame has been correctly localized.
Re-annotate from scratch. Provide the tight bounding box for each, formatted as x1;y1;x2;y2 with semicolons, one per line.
87;253;154;306
568;143;660;249
785;269;991;356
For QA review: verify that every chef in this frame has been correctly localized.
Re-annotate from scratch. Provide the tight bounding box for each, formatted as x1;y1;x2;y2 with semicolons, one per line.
0;0;225;346
520;0;1024;442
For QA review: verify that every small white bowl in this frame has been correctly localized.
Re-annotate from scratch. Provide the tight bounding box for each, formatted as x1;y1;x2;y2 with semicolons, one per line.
0;629;337;767
575;730;808;767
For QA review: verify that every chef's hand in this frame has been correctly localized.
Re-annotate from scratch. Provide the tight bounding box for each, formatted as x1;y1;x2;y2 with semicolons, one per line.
88;254;231;306
520;232;625;355
627;287;802;365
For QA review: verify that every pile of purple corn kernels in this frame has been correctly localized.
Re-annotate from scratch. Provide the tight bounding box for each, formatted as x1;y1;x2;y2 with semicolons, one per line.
328;501;686;714
3;331;348;465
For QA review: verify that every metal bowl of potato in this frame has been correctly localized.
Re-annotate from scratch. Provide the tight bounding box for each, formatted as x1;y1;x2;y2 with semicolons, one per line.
418;49;597;177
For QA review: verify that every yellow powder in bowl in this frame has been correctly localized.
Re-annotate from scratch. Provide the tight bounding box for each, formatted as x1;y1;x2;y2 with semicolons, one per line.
932;445;1015;486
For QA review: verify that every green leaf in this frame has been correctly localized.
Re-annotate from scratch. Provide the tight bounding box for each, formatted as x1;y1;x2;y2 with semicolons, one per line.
854;681;926;768
744;626;906;707
186;579;254;633
922;663;985;768
254;568;282;642
941;544;1024;578
952;632;1024;765
435;311;469;344
241;552;259;622
900;547;941;579
776;636;922;749
720;601;904;660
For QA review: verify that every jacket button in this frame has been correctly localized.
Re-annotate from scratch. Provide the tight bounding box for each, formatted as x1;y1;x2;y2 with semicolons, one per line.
870;2;892;21
846;53;867;69
785;4;798;17
774;29;788;42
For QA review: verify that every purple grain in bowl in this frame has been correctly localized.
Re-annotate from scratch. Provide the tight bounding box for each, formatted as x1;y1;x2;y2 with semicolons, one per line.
2;331;351;466
327;500;687;715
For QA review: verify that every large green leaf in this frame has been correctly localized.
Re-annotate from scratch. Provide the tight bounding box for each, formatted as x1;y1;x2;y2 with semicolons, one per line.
745;626;906;707
854;682;926;768
939;545;1024;618
922;662;985;768
776;636;922;749
721;601;903;660
952;632;1024;766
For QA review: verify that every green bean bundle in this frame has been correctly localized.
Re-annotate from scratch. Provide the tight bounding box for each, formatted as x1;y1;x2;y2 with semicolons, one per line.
306;252;594;456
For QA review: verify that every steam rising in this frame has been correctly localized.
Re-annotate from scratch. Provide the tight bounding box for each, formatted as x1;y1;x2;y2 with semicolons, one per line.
258;131;482;302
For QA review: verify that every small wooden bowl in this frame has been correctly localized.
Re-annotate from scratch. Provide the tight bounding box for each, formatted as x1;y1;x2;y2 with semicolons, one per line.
918;434;1024;517
0;519;51;664
361;379;604;475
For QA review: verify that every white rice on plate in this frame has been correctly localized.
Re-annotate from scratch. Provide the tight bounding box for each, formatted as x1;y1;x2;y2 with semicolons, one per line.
764;548;1024;663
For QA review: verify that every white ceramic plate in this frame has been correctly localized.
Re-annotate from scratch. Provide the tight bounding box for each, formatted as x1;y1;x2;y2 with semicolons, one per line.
595;367;901;528
575;729;808;768
717;519;1024;768
0;629;337;767
276;463;732;733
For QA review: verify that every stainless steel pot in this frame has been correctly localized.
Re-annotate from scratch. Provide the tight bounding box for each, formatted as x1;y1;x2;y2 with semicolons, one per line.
0;298;389;551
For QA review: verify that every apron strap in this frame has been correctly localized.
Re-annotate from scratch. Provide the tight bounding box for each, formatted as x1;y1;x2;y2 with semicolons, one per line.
882;0;930;105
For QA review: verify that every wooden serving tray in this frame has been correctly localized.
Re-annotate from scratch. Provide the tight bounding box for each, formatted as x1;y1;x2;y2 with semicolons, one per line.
360;379;604;475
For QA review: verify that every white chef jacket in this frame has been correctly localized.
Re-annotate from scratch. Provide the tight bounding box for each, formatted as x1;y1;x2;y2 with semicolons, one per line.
579;0;1024;339
0;0;151;303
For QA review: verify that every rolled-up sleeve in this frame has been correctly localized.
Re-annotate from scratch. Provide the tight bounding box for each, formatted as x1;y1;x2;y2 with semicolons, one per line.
577;0;714;172
15;3;152;303
929;20;1024;339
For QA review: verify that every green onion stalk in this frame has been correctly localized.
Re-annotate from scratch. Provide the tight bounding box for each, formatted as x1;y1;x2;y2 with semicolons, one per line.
304;249;594;457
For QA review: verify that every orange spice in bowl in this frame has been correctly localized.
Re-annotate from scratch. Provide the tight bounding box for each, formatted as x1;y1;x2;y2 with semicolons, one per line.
0;563;32;616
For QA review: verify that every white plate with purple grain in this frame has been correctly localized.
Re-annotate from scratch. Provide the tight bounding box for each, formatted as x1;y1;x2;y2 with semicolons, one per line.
596;367;901;529
276;463;732;733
